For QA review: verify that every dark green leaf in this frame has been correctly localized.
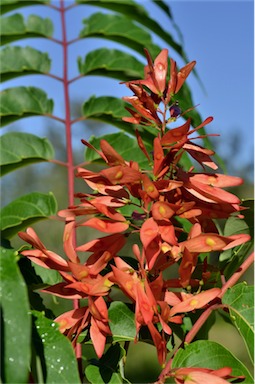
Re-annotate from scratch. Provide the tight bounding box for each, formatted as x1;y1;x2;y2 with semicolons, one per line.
222;282;254;363
85;132;152;169
172;340;253;383
0;0;49;15
78;48;144;81
0;191;57;239
108;301;136;342
82;95;155;144
32;310;81;384
0;246;31;383
80;12;160;58
0;46;51;82
85;343;124;384
0;13;53;45
0;132;54;176
0;86;54;127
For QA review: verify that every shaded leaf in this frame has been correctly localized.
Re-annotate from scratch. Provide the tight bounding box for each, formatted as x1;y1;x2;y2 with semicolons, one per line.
222;282;254;363
85;132;151;169
85;343;124;384
0;132;54;176
0;46;51;82
0;86;54;127
0;192;57;239
80;12;160;58
32;310;81;384
82;95;155;144
0;246;31;383
0;0;49;15
18;257;56;318
108;301;136;342
220;217;250;262
172;340;253;383
78;48;144;81
0;13;53;45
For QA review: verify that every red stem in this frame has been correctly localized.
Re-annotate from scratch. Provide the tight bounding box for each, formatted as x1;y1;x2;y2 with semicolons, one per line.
59;0;82;377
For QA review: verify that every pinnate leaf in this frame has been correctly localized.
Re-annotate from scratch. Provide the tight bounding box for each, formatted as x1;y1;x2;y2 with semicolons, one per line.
0;46;51;82
32;310;81;384
0;132;54;175
0;246;31;384
172;340;253;383
0;13;53;45
0;192;57;239
0;86;54;127
80;12;160;58
78;48;144;81
222;282;254;363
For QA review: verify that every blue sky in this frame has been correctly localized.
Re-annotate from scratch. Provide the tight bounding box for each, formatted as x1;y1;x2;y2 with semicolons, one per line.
2;0;254;179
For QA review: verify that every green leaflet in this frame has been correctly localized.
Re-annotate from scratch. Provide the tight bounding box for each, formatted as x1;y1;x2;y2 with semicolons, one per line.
1;0;49;15
0;247;31;384
0;132;54;176
222;283;254;364
80;12;160;58
85;132;152;170
32;311;81;384
108;301;136;342
76;0;185;60
0;46;51;81
0;86;54;126
78;48;144;80
82;95;156;144
0;192;57;239
0;13;53;45
172;340;253;383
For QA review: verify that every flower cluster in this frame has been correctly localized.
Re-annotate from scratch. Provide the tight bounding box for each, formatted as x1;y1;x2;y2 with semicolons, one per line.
19;49;250;379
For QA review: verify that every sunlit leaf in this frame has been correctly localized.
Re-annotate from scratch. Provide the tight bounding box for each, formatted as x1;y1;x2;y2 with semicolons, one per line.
108;301;136;342
0;13;53;45
222;282;254;363
0;246;31;383
80;12;160;58
0;86;54;126
0;192;57;239
32;310;81;384
78;48;144;81
76;0;185;60
0;132;54;176
85;132;151;169
172;340;253;383
0;46;51;82
0;0;49;15
82;95;155;144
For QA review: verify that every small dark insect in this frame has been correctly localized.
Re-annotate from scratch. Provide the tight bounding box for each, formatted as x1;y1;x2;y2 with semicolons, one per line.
169;101;181;118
